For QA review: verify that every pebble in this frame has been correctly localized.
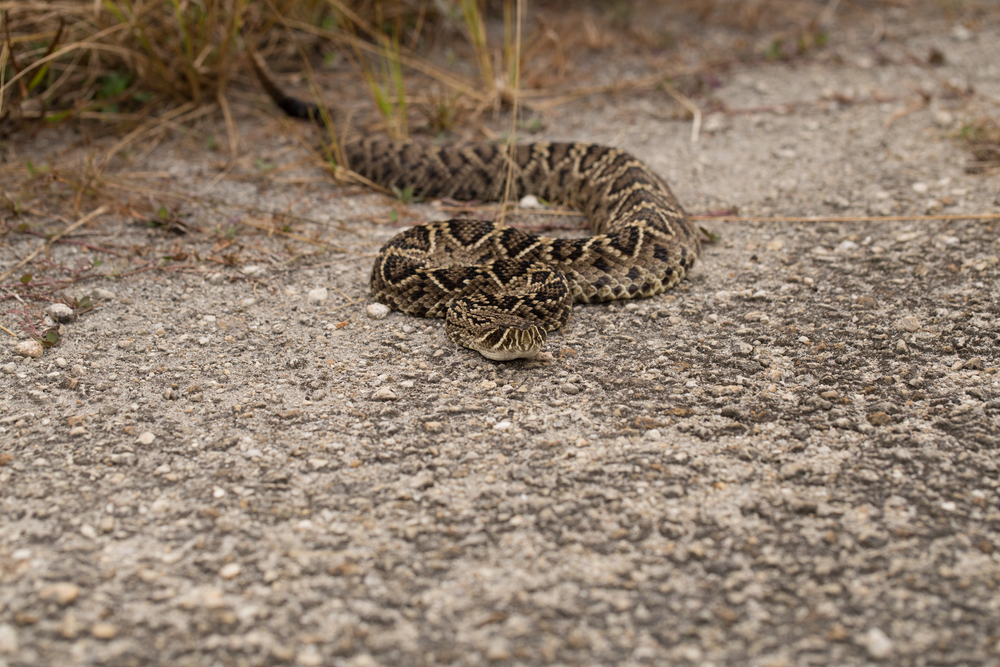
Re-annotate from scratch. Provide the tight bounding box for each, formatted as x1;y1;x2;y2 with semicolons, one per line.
80;524;97;539
409;472;435;489
372;387;396;401
366;303;390;320
823;194;850;210
493;420;513;431
866;412;892;427
836;240;859;252
519;194;544;209
896;316;920;332
240;265;265;277
2;362;16;374
92;288;116;300
296;646;323;666
39;582;81;605
60;612;80;639
856;296;878;309
560;382;580;395
137;431;156;445
932;110;954;127
91;622;117;640
911;182;929;194
895;339;909;355
951;24;972;41
45;303;76;322
485;636;512;661
219;563;241;579
0;623;19;654
306;287;328;303
15;340;43;358
860;627;893;659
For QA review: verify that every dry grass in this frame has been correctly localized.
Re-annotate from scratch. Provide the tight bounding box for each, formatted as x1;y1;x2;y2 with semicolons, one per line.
2;0;995;291
961;114;1000;174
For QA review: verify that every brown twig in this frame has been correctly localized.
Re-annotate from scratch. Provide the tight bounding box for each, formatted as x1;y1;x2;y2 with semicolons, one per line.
692;213;1000;223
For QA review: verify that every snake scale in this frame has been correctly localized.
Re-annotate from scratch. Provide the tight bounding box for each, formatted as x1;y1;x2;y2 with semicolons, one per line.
251;54;700;360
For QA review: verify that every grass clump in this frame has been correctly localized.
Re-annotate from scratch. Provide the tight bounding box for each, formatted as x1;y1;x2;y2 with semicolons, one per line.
961;116;1000;174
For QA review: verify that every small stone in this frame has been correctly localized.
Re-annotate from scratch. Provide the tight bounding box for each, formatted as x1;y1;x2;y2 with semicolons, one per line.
296;646;323;666
91;622;117;640
219;563;241;580
2;362;16;374
424;421;444;433
895;339;908;355
860;627;893;659
15;340;43;358
963;357;983;370
710;385;743;397
92;288;116;300
837;240;859;252
485;636;512;661
519;195;544;209
410;472;435;490
856;296;877;309
662;484;686;498
306;287;328;304
479;380;497;390
60;613;80;639
859;532;887;548
39;582;81;605
366;303;390;320
643;428;662;440
270;644;295;662
80;524;97;539
911;182;929;194
372;387;396;401
932;109;954;127
137;431;156;445
117;339;132;349
45;303;76;323
0;623;18;654
823;194;850;210
951;24;971;41
240;265;265;277
560;382;580;395
896;316;920;333
493;420;513;432
308;458;329;470
866;411;892;427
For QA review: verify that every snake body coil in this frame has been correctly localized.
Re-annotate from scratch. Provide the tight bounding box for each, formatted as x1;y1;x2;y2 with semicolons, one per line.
252;55;700;359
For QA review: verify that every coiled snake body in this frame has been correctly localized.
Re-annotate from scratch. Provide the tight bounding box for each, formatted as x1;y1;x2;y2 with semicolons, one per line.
253;56;700;360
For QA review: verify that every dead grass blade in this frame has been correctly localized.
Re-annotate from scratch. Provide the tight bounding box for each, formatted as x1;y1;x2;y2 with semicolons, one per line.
497;0;523;228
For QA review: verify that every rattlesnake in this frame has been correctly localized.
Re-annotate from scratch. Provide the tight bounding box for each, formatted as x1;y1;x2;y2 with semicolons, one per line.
251;54;700;360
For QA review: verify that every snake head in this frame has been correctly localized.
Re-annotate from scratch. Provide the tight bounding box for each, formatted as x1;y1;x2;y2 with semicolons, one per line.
446;306;547;361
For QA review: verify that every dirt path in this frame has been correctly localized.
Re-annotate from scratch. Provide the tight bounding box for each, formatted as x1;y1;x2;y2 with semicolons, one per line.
2;7;999;667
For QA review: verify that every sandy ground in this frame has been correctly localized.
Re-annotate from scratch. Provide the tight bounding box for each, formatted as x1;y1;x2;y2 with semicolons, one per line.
2;6;1000;667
